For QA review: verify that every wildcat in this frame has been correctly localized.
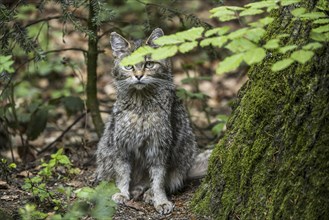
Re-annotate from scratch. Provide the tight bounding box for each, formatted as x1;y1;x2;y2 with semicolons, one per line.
95;28;208;215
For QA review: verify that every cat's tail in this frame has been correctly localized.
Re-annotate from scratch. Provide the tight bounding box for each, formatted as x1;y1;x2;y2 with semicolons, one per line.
187;149;212;180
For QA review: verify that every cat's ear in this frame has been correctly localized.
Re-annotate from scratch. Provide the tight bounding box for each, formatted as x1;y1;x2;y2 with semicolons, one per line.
146;28;164;48
110;32;131;58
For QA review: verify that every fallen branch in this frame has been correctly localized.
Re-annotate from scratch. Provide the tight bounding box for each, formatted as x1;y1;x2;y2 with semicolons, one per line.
37;112;87;155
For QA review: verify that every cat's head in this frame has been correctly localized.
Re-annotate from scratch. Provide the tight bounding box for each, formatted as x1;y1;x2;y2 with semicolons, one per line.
109;28;173;91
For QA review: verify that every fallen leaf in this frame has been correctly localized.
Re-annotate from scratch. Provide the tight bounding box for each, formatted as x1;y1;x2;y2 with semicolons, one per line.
0;181;9;189
1;195;19;201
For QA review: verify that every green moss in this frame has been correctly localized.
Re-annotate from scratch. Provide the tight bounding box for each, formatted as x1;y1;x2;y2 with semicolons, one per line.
192;1;329;219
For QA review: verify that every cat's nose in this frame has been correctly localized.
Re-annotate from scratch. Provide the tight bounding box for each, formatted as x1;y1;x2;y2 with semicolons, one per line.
135;75;143;80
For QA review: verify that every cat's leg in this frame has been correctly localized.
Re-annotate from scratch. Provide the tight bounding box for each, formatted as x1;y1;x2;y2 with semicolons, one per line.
149;165;174;214
112;159;131;203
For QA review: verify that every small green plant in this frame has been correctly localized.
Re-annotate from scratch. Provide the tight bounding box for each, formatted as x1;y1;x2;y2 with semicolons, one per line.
52;182;118;220
0;158;16;182
19;204;48;220
211;114;229;136
22;149;79;210
20;149;117;220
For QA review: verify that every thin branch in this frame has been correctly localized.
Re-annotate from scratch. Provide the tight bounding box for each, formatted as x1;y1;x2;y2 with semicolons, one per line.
25;15;62;28
37;112;87;155
44;47;88;54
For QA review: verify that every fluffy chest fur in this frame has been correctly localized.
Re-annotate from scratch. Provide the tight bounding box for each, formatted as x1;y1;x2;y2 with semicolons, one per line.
112;91;173;161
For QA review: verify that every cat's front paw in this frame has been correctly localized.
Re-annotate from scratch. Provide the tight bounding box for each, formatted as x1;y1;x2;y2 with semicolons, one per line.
112;192;129;204
154;200;174;215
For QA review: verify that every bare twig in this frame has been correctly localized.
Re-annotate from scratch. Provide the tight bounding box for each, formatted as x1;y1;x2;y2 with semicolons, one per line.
25;15;62;28
37;112;87;155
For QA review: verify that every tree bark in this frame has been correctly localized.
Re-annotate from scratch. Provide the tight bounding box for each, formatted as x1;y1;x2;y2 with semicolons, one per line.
87;0;104;137
192;1;329;219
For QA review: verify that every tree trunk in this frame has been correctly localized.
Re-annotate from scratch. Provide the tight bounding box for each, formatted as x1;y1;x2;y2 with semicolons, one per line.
192;1;329;219
87;0;104;137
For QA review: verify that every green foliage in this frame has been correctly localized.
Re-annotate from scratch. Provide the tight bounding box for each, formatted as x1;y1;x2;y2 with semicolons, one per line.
56;182;118;220
211;115;228;135
26;106;48;140
121;27;204;65
0;158;16;182
121;0;328;74
19;204;48;220
0;55;15;73
22;149;79;207
20;149;117;220
61;96;84;116
0;0;109;147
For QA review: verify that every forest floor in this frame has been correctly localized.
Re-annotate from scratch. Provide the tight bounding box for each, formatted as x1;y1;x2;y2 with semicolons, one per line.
0;68;247;219
0;164;210;220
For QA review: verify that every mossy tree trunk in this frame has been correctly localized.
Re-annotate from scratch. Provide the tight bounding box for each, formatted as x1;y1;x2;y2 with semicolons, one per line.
192;1;329;219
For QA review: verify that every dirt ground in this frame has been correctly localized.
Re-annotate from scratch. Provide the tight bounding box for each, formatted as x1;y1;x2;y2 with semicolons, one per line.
0;159;211;220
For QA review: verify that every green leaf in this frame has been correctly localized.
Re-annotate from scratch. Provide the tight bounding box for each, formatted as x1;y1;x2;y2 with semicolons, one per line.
179;42;198;53
151;46;178;60
249;17;274;27
154;27;204;46
244;28;266;43
279;45;298;54
210;7;239;21
61;96;84;115
246;1;277;9
200;36;228;47
176;27;204;41
277;34;290;39
310;32;327;42
75;187;95;199
9;163;17;169
0;55;15;73
281;0;301;6
227;28;249;39
240;8;264;16
214;15;238;21
205;26;230;37
263;39;280;49
26;107;48;140
212;123;225;135
216;53;244;74
302;42;322;50
58;155;71;165
291;7;306;17
210;6;244;13
312;24;329;33
300;12;327;19
210;7;235;17
313;18;329;24
120;46;154;66
271;58;294;72
243;47;266;65
224;6;245;11
153;35;184;45
290;50;314;64
225;38;257;53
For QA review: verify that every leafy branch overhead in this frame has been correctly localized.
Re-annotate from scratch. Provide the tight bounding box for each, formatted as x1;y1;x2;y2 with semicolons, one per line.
121;0;329;74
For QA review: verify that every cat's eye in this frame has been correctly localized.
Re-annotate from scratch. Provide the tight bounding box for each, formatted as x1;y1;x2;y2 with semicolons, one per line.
144;62;155;69
122;65;134;71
